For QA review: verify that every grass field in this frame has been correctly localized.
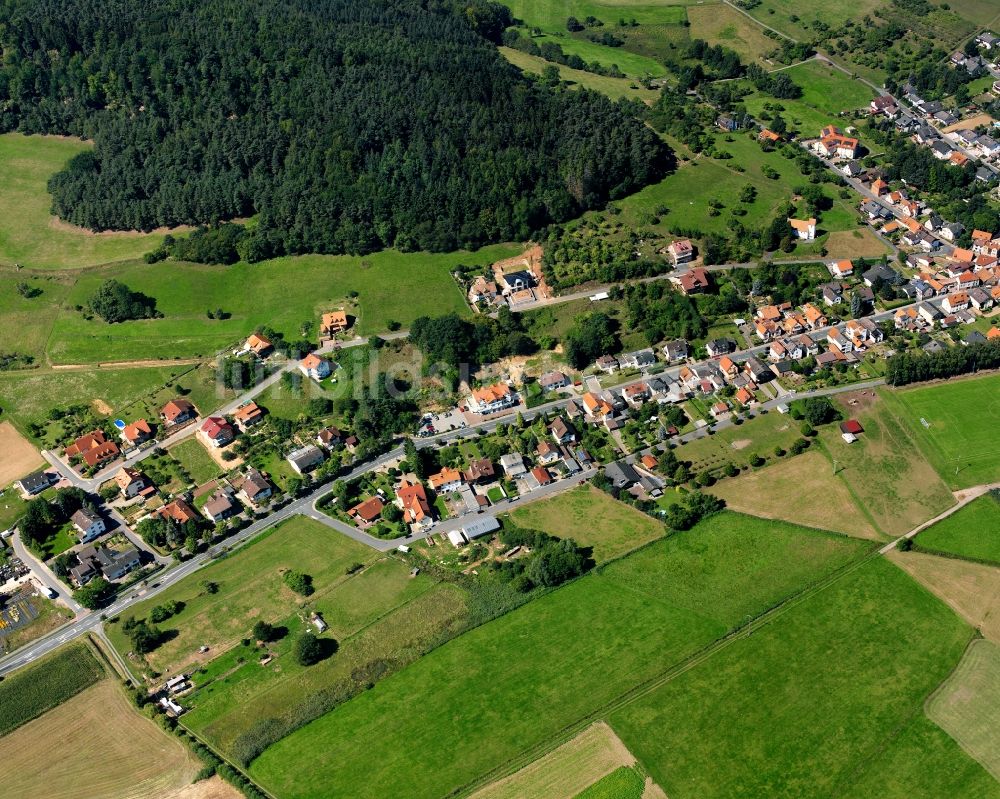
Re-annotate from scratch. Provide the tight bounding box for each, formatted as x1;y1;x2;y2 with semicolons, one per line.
946;0;1000;26
169;438;224;485
886;373;1000;489
249;512;865;798
0;641;104;737
500;47;660;103
686;3;775;63
889;549;1000;644
0;679;211;799
673;409;803;474
576;766;648;799
917;494;1000;566
743;0;886;41
0;133;168;269
609;558;978;799
928;639;1000;781
510;485;666;562
818;390;956;537
712;449;881;539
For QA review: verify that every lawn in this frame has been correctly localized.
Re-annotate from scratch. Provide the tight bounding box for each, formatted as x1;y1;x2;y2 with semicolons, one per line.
249;511;865;798
608;558;979;799
686;2;776;64
0;133;167;270
500;47;660;103
817;390;957;537
886;372;1000;488
510;485;666;562
31;522;77;560
927;639;1000;782
674;409;803;474
712;448;881;539
0;679;212;799
916;493;1000;566
168;438;224;485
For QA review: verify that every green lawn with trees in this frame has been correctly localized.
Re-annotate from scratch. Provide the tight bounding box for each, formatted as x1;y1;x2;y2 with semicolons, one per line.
916;493;1000;566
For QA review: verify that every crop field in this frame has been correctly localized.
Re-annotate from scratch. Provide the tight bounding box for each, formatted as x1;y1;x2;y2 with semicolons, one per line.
712;449;881;539
886;373;1000;488
249;512;864;798
510;485;665;562
609;558;979;799
686;3;776;63
0;641;105;737
0;679;211;799
889;549;1000;644
928;639;1000;781
106;517;378;674
0;420;43;486
169;438;224;486
916;494;1000;566
500;47;660;103
818;390;956;537
0;133;168;270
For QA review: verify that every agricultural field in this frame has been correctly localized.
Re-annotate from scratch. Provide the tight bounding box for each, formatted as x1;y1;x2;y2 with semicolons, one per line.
0;641;105;737
169;438;224;486
917;494;1000;566
0;421;43;486
510;485;665;562
927;639;1000;781
0;678;226;799
686;3;776;64
889;548;1000;643
0;133;168;270
885;373;1000;489
500;47;660;103
818;389;956;537
609;558;980;799
249;512;865;798
712;448;881;539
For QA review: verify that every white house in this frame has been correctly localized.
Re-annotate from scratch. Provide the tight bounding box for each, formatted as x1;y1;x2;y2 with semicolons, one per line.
299;353;332;381
71;508;106;543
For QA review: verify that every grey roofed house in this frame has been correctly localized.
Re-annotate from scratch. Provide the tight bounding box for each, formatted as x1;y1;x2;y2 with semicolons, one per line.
923;339;947;354
622;348;656;369
663;339;689;362
898;284;918;300
499;452;528;477
16;470;52;495
841;160;863;177
462;515;500;540
500;270;534;291
862;263;899;287
549;416;576;443
286;445;325;474
921;100;943;115
934;110;959;126
604;461;640;489
943;222;965;239
538;370;569;391
976;166;997;183
705;338;736;356
744;357;772;383
237;468;272;503
97;545;141;581
964;330;988;346
931;140;954;157
203;490;239;522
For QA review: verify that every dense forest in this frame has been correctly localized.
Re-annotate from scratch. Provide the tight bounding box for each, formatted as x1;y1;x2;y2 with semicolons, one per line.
0;0;670;256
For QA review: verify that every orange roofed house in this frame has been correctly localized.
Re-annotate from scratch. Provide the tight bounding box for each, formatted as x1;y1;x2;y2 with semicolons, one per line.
789;217;816;240
320;310;351;338
428;467;463;494
245;333;273;358
158;498;200;525
397;479;433;529
349;497;384;528
467;382;517;415
65;430;120;469
582;392;613;419
120;418;153;448
232;401;264;431
160;398;197;427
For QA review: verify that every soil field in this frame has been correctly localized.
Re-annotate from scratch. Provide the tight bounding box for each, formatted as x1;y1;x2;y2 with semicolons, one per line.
0;421;43;486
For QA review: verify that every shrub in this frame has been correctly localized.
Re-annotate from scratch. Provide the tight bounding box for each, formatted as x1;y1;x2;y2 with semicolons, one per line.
283;570;314;596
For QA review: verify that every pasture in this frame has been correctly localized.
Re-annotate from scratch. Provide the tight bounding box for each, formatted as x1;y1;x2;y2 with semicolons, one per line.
928;639;1000;781
608;558;978;799
886;372;1000;488
510;485;665;562
249;512;865;798
0;679;210;799
0;641;104;737
917;494;1000;566
0;133;167;270
889;549;1000;644
818;390;956;536
500;47;660;103
0;421;43;486
946;0;1000;26
712;449;881;539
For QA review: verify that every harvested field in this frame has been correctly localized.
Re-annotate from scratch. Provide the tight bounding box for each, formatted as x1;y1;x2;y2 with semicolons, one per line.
470;722;642;799
927;639;1000;781
0;421;43;486
889;549;1000;643
173;777;243;799
712;450;881;539
0;680;203;799
823;228;892;259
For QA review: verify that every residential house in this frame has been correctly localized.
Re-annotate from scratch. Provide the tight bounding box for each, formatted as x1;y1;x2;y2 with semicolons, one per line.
734;387;756;407
620;349;656;370
604;461;640;489
768;340;788;361
200;417;235;448
969;287;994;311
236;469;272;507
595;355;620;373
976;31;999;49
468;382;516;415
65;430;120;469
931;140;954;160
711;401;731;420
287;445;325;475
499;453;528;478
940;222;965;242
320;310;350;337
821;282;845;307
467;276;498;305
71;508;105;543
758;128;781;143
428;467;463;494
667;239;694;265
964;330;989;346
117;418;153;449
115;466;148;499
828;260;854;279
801;303;827;330
663;339;689;363
549;417;576;444
299;353;332;381
536;441;562;466
870;178;889;197
158;498;199;526
716;114;740;132
705;338;736;357
203;488;239;523
582;392;613;419
717;355;739;381
160;398;197;427
526;466;553;490
72;544;141;583
232;401;264;431
840;159;864;177
245;333;273;358
813;132;859;159
918;303;942;326
349;497;384;528
397;479;433;528
538;371;569;392
743;357;772;384
862;263;899;288
463;458;496;484
789;217;816;240
949;151;970;168
674;267;710;295
942;292;970;313
16;471;52;496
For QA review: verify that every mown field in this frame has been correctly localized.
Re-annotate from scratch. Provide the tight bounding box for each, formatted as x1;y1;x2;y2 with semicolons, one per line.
500;47;659;103
510;485;665;562
0;678;212;799
917;493;1000;566
946;0;1000;26
0;641;104;737
886;372;1000;489
608;558;984;799
249;511;866;798
0;133;167;269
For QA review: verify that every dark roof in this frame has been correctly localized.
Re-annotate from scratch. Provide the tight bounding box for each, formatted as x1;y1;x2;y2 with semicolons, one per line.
17;470;51;493
604;461;640;487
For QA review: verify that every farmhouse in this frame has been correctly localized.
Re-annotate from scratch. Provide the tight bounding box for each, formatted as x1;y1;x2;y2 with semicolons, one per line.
286;445;325;474
467;382;516;415
71;508;106;542
320;310;350;337
160;398;197;427
200;417;235;448
299;353;332;381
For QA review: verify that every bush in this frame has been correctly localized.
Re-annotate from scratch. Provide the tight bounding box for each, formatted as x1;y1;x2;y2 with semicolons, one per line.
252;620;275;642
294;632;325;666
283;570;314;596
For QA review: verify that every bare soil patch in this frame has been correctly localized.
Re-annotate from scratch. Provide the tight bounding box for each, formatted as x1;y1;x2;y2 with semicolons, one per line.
0;421;44;486
92;398;113;415
171;777;243;799
730;438;752;450
943;113;994;133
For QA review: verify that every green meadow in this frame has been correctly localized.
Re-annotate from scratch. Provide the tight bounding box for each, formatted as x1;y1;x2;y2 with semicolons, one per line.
917;494;1000;567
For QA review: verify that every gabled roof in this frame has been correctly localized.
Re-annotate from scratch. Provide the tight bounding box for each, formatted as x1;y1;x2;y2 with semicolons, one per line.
121;418;152;443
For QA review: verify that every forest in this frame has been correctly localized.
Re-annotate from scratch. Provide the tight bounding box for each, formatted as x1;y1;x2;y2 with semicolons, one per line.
0;0;670;257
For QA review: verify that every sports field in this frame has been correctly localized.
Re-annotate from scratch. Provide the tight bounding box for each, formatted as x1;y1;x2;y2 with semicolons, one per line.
510;485;665;562
886;373;1000;488
609;558;979;799
0;133;168;269
249;512;865;798
928;639;1000;781
0;678;224;799
917;493;1000;565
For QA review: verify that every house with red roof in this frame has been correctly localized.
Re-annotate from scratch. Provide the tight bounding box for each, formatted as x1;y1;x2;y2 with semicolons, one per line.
200;416;235;448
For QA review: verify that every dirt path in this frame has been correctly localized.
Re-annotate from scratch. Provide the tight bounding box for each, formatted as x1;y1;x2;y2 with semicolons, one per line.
50;357;205;370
